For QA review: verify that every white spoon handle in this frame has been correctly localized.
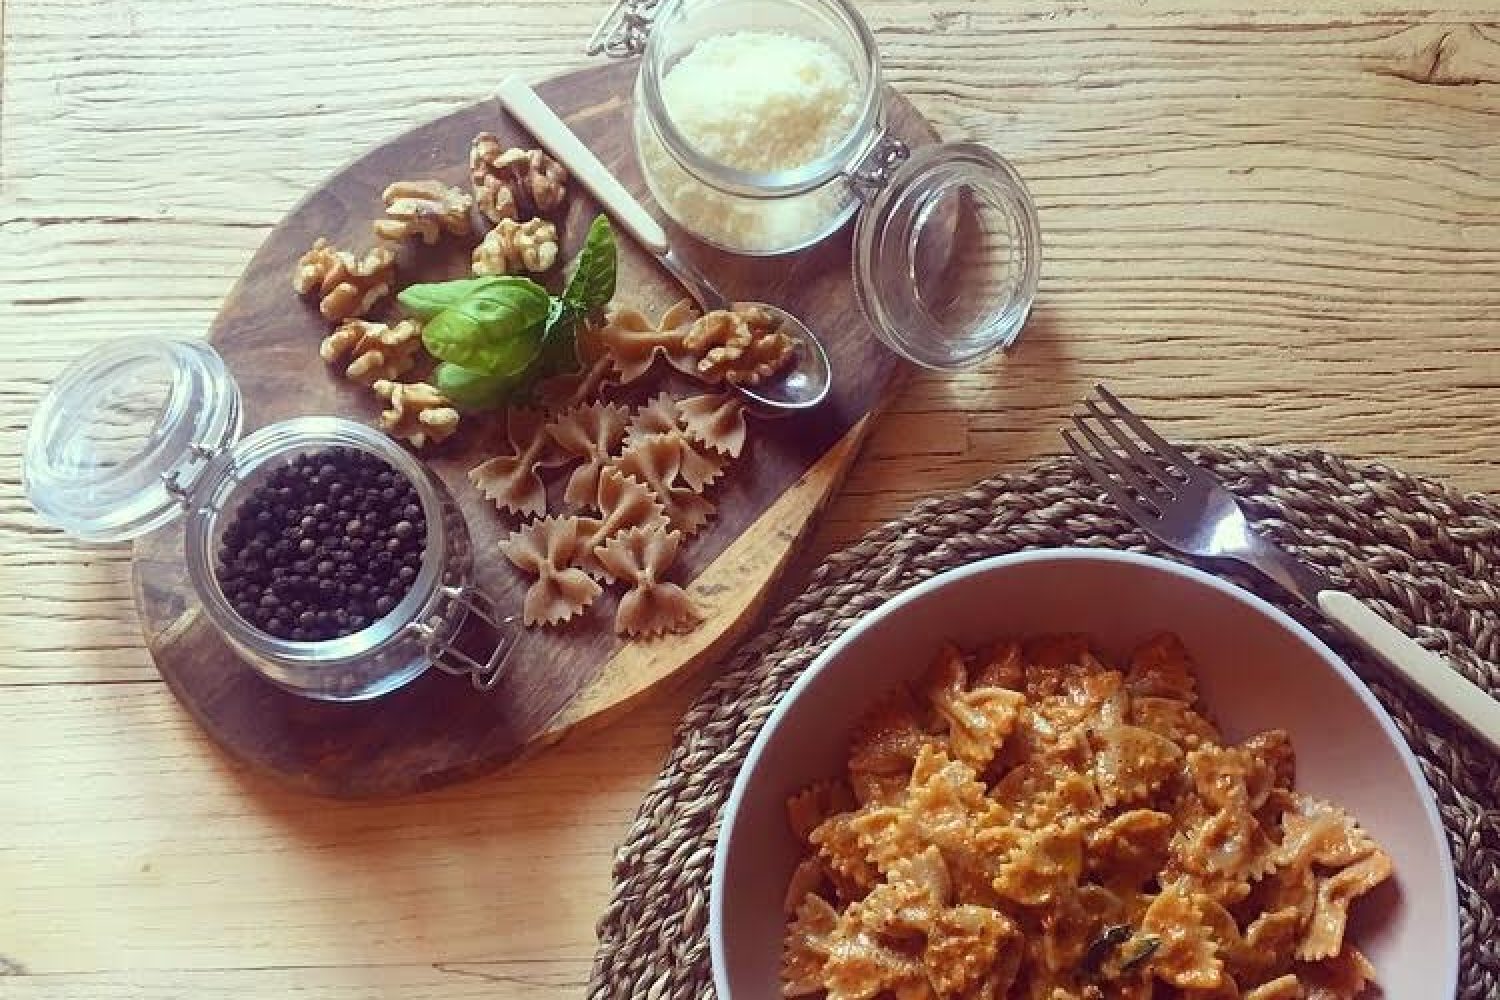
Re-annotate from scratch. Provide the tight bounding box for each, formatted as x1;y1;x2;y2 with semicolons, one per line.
1318;589;1500;756
497;76;671;256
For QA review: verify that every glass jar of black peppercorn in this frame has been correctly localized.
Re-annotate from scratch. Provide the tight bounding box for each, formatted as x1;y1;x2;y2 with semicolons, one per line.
22;337;512;701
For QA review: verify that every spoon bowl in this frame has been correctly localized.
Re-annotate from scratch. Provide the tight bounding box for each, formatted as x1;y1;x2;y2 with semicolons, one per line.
497;77;834;413
727;302;831;412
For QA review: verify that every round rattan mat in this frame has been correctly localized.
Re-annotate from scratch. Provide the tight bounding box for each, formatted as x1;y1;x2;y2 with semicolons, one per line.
587;444;1499;1000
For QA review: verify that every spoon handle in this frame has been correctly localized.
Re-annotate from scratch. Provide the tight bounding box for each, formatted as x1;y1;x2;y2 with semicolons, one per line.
497;76;671;256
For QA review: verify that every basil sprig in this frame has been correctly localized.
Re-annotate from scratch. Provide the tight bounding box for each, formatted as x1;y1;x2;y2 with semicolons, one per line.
398;276;528;321
420;279;550;376
561;214;617;316
431;361;530;410
407;216;617;411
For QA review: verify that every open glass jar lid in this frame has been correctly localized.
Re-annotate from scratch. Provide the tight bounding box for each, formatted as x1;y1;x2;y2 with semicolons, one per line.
615;0;1042;370
23;336;511;702
25;337;243;542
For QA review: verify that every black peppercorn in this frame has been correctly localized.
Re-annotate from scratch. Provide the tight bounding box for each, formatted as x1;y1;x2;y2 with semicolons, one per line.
213;447;427;642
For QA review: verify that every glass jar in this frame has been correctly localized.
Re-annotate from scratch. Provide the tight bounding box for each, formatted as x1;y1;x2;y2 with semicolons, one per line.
22;337;512;702
620;0;1042;370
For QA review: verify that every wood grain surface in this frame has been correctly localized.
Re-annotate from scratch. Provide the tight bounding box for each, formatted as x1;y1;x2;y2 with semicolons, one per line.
131;61;931;797
3;0;1499;994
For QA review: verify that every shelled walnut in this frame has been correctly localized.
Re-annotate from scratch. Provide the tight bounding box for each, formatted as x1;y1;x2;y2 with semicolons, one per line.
683;306;796;386
293;238;396;322
469;133;568;223
373;180;474;245
319;318;423;385
372;380;460;449
472;218;560;275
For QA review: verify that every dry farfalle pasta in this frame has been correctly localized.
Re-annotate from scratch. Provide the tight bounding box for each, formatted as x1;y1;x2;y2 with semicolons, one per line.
472;217;559;275
468;408;565;516
373;179;473;245
469;134;568;223
627;392;723;493
545;400;630;510
293;238;396;322
319;318;422;385
612;433;715;536
535;321;617;411
676;392;748;459
625;390;681;442
682;305;796;386
593;524;699;637
371;380;459;449
596;300;701;384
497;515;602;626
574;466;667;581
782;634;1394;1000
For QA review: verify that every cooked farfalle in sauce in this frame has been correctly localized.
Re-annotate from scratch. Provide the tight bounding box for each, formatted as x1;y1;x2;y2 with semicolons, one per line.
781;634;1392;1000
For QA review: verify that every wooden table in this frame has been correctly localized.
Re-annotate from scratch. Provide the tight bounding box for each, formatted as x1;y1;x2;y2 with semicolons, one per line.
3;1;1497;995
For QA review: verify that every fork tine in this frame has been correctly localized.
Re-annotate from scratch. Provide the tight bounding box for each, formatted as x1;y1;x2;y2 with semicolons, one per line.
1081;396;1178;493
1067;417;1166;517
1092;384;1201;481
1062;429;1162;524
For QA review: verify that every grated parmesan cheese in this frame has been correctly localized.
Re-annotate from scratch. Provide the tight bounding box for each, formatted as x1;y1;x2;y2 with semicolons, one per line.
637;30;864;253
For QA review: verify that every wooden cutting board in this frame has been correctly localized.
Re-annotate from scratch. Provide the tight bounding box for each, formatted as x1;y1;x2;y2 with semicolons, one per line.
130;60;937;797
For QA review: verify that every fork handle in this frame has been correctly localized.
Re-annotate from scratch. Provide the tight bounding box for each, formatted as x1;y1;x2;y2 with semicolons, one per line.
1318;590;1500;757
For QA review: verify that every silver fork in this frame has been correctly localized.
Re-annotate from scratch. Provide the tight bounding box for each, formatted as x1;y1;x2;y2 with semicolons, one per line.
1064;385;1500;756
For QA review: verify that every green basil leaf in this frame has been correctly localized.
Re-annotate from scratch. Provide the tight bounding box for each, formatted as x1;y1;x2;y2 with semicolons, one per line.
561;215;616;314
458;279;552;331
422;310;542;376
420;279;550;375
1117;936;1160;974
397;276;527;320
432;361;525;411
539;298;583;374
420;308;483;364
1081;924;1132;977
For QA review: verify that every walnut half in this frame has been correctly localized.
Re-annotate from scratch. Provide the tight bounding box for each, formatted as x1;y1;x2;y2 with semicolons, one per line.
372;379;460;449
319;318;423;385
472;218;560;275
683;306;796;386
374;179;474;245
293;238;396;323
469;133;568;223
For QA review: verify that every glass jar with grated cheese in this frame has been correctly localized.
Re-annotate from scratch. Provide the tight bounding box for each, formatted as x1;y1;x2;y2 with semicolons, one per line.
628;0;1042;368
633;3;878;256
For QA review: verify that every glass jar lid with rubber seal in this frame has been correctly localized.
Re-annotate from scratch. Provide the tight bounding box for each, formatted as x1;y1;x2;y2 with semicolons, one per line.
22;336;514;702
590;0;1043;370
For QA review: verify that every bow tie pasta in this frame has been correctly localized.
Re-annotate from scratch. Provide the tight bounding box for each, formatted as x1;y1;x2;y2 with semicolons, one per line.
781;633;1392;1000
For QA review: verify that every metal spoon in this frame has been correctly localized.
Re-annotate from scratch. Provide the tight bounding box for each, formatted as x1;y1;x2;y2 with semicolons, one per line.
497;77;832;412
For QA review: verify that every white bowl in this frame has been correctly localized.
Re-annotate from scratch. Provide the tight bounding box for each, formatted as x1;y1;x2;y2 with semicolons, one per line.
711;548;1458;999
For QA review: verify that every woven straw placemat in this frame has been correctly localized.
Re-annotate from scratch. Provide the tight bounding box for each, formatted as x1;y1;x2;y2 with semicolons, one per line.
588;444;1499;1000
